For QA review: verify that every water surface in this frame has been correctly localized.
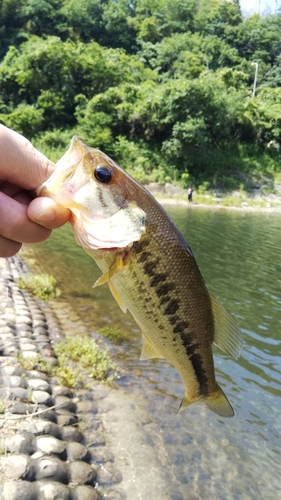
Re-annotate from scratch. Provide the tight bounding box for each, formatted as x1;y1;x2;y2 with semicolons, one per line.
27;206;281;499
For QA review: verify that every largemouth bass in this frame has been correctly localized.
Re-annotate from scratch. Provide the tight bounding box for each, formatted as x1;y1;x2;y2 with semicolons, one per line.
37;137;243;417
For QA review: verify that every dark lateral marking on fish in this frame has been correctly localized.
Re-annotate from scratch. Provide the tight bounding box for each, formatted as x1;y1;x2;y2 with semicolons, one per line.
173;320;189;334
160;295;170;306
150;273;167;287
137;251;152;264
169;314;180;326
133;239;150;254
156;282;175;298
143;261;159;277
174;325;209;396
164;299;180;316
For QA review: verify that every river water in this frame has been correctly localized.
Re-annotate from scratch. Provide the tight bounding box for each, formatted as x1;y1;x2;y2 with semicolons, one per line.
26;205;281;500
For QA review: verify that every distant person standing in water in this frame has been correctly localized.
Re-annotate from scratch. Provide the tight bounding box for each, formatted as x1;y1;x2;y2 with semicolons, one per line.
187;185;193;202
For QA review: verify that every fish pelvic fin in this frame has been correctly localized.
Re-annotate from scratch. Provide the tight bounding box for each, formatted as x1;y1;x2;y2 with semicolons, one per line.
93;252;128;288
210;292;243;360
178;384;234;418
140;335;165;360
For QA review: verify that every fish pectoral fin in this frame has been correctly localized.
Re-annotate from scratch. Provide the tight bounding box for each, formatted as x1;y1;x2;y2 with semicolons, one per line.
140;336;165;360
210;292;243;360
108;281;127;314
93;254;126;288
178;385;234;418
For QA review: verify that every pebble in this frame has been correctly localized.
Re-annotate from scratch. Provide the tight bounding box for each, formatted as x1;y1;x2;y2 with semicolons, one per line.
5;433;37;455
71;485;98;500
3;454;33;480
54;396;77;413
56;413;78;426
37;481;70;500
66;442;89;462
36;436;66;457
60;427;84;443
34;456;69;483
3;481;38;500
68;461;96;485
27;378;51;393
96;464;122;485
30;390;53;405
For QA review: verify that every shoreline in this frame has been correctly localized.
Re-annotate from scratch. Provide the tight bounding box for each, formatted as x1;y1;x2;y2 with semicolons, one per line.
155;195;281;213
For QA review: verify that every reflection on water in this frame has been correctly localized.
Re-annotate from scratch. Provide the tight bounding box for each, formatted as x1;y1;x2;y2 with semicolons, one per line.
27;206;281;499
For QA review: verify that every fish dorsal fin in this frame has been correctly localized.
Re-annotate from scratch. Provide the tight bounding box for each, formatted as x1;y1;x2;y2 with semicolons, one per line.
140;336;165;360
93;254;125;288
108;281;127;313
210;292;243;360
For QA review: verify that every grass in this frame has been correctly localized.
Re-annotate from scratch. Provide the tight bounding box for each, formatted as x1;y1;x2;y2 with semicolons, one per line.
97;326;127;344
17;335;119;387
16;273;61;299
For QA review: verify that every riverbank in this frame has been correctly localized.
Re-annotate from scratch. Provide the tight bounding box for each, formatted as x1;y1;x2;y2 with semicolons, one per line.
0;255;173;500
148;183;281;213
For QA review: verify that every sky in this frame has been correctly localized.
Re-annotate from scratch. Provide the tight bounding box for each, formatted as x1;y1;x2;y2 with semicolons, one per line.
239;0;280;16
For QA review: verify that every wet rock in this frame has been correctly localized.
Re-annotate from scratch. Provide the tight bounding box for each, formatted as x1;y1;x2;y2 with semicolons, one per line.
66;442;89;462
86;432;106;447
17;420;61;439
34;456;69;483
3;454;33;480
54;396;77;413
70;485;98;500
69;461;96;485
96;464;122;485
5;432;37;455
52;386;73;397
3;480;38;500
88;448;114;464
37;481;70;500
56;413;78;427
36;436;66;457
76;401;97;413
60;427;84;443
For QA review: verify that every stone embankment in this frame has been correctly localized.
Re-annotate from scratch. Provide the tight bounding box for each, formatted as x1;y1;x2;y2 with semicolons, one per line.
0;256;124;500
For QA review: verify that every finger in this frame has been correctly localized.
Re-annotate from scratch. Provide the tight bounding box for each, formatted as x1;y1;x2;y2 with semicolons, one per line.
0;125;56;189
0;192;52;244
0;235;22;258
27;198;71;229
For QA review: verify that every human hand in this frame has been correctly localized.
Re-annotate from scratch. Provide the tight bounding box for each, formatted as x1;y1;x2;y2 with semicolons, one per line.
0;125;70;257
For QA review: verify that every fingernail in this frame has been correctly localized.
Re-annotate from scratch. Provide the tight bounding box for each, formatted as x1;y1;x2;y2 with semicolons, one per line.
35;209;55;222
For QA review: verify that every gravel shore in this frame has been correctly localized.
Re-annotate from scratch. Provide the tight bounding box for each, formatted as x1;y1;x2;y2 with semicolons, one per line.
0;255;125;500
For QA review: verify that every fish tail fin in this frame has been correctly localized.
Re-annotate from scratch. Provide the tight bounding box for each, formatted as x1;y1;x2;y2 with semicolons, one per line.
204;384;234;418
178;385;234;418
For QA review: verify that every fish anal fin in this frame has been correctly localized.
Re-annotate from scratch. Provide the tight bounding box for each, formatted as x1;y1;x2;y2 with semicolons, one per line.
210;292;243;360
178;384;234;418
93;253;126;289
140;336;165;360
204;385;234;418
108;281;127;313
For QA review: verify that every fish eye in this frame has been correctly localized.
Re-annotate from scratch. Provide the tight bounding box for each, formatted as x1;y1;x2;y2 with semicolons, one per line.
94;165;112;184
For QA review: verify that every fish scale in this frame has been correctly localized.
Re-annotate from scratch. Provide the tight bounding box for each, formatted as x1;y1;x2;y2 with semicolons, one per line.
37;136;243;418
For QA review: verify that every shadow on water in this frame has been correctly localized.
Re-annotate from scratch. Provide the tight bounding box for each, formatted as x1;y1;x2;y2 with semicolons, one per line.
26;206;281;499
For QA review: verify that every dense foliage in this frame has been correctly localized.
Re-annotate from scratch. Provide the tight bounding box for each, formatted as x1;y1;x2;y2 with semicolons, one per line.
0;0;280;188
